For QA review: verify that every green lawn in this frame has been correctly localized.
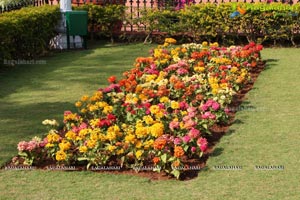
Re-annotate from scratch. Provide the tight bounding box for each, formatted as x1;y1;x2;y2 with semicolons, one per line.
0;44;299;199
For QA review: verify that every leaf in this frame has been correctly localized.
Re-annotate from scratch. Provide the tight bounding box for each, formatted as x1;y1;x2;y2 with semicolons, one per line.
171;169;181;179
161;153;167;163
77;157;88;161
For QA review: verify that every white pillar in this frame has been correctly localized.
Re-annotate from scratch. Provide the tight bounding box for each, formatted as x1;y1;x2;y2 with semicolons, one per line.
60;0;72;12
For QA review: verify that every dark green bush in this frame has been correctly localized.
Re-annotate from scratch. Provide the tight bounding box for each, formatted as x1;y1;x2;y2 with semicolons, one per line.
138;3;300;45
73;4;125;42
0;5;60;65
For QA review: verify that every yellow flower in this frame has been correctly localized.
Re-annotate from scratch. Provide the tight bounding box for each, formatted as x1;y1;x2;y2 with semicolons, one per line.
80;108;87;113
107;145;116;152
90;128;101;140
98;133;107;141
230;67;238;73
81;95;89;102
88;104;98;112
194;66;205;73
103;105;113;114
139;94;148;102
87;140;97;149
65;131;76;141
143;139;154;150
149;105;160;115
143;115;154;125
159;96;170;103
149;122;164;138
58;140;71;151
135;150;143;160
47;132;60;143
55;150;67;161
135;140;142;149
170;101;180;110
90;91;103;102
75;101;82;108
117;149;124;155
78;129;90;139
125;134;136;144
165;38;177;44
135;126;148;138
202;41;208;46
45;143;54;148
79;146;88;153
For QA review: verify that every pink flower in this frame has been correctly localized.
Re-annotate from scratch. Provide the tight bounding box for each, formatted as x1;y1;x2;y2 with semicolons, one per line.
209;113;216;120
182;115;190;122
179;101;188;110
201;112;211;119
79;122;88;130
224;107;230;114
191;146;197;153
184;119;196;129
26;141;38;151
17;141;28;151
64;111;72;116
212;102;220;110
187;106;197;113
206;99;213;107
176;68;188;75
201;105;209;111
197;138;208;152
169;121;179;131
173;137;182;145
182;135;191;143
188;111;195;118
39;138;48;148
188;128;200;139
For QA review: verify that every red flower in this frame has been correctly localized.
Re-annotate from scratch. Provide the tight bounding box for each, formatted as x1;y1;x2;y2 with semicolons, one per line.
108;76;117;83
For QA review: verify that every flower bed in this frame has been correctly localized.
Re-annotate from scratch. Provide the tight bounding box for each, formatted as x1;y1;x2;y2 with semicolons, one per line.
12;39;263;179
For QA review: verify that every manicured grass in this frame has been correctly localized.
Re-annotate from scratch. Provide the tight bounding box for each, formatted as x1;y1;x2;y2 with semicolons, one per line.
0;45;299;199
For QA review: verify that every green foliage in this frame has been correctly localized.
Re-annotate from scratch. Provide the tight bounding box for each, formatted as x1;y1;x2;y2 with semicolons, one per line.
139;3;300;45
74;4;125;42
0;0;33;10
0;5;60;65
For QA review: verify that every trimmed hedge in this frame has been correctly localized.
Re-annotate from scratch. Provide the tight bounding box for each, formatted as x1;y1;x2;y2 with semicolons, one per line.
0;5;60;65
73;4;125;42
139;3;300;45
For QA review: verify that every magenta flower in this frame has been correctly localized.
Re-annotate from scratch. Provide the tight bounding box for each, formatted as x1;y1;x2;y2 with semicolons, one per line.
188;128;200;139
212;102;220;110
191;146;197;153
182;135;191;143
201;104;209;111
197;137;208;152
179;101;188;110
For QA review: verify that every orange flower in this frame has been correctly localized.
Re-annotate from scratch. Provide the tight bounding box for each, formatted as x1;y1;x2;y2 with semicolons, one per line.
174;146;184;158
174;81;185;90
152;157;160;165
153;138;167;150
172;160;180;167
108;76;116;83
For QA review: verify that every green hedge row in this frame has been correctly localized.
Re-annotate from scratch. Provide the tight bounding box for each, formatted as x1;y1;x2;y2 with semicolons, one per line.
0;5;60;65
73;4;125;42
138;3;300;45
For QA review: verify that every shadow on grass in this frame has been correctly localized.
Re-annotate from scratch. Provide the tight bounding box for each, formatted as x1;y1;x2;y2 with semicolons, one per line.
263;58;279;71
0;101;75;164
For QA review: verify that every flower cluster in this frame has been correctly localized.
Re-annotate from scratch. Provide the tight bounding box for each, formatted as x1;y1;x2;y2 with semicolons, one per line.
16;39;263;178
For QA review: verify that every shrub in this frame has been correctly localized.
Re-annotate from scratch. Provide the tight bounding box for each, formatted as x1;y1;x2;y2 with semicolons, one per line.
0;5;61;66
73;4;126;42
139;3;300;45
